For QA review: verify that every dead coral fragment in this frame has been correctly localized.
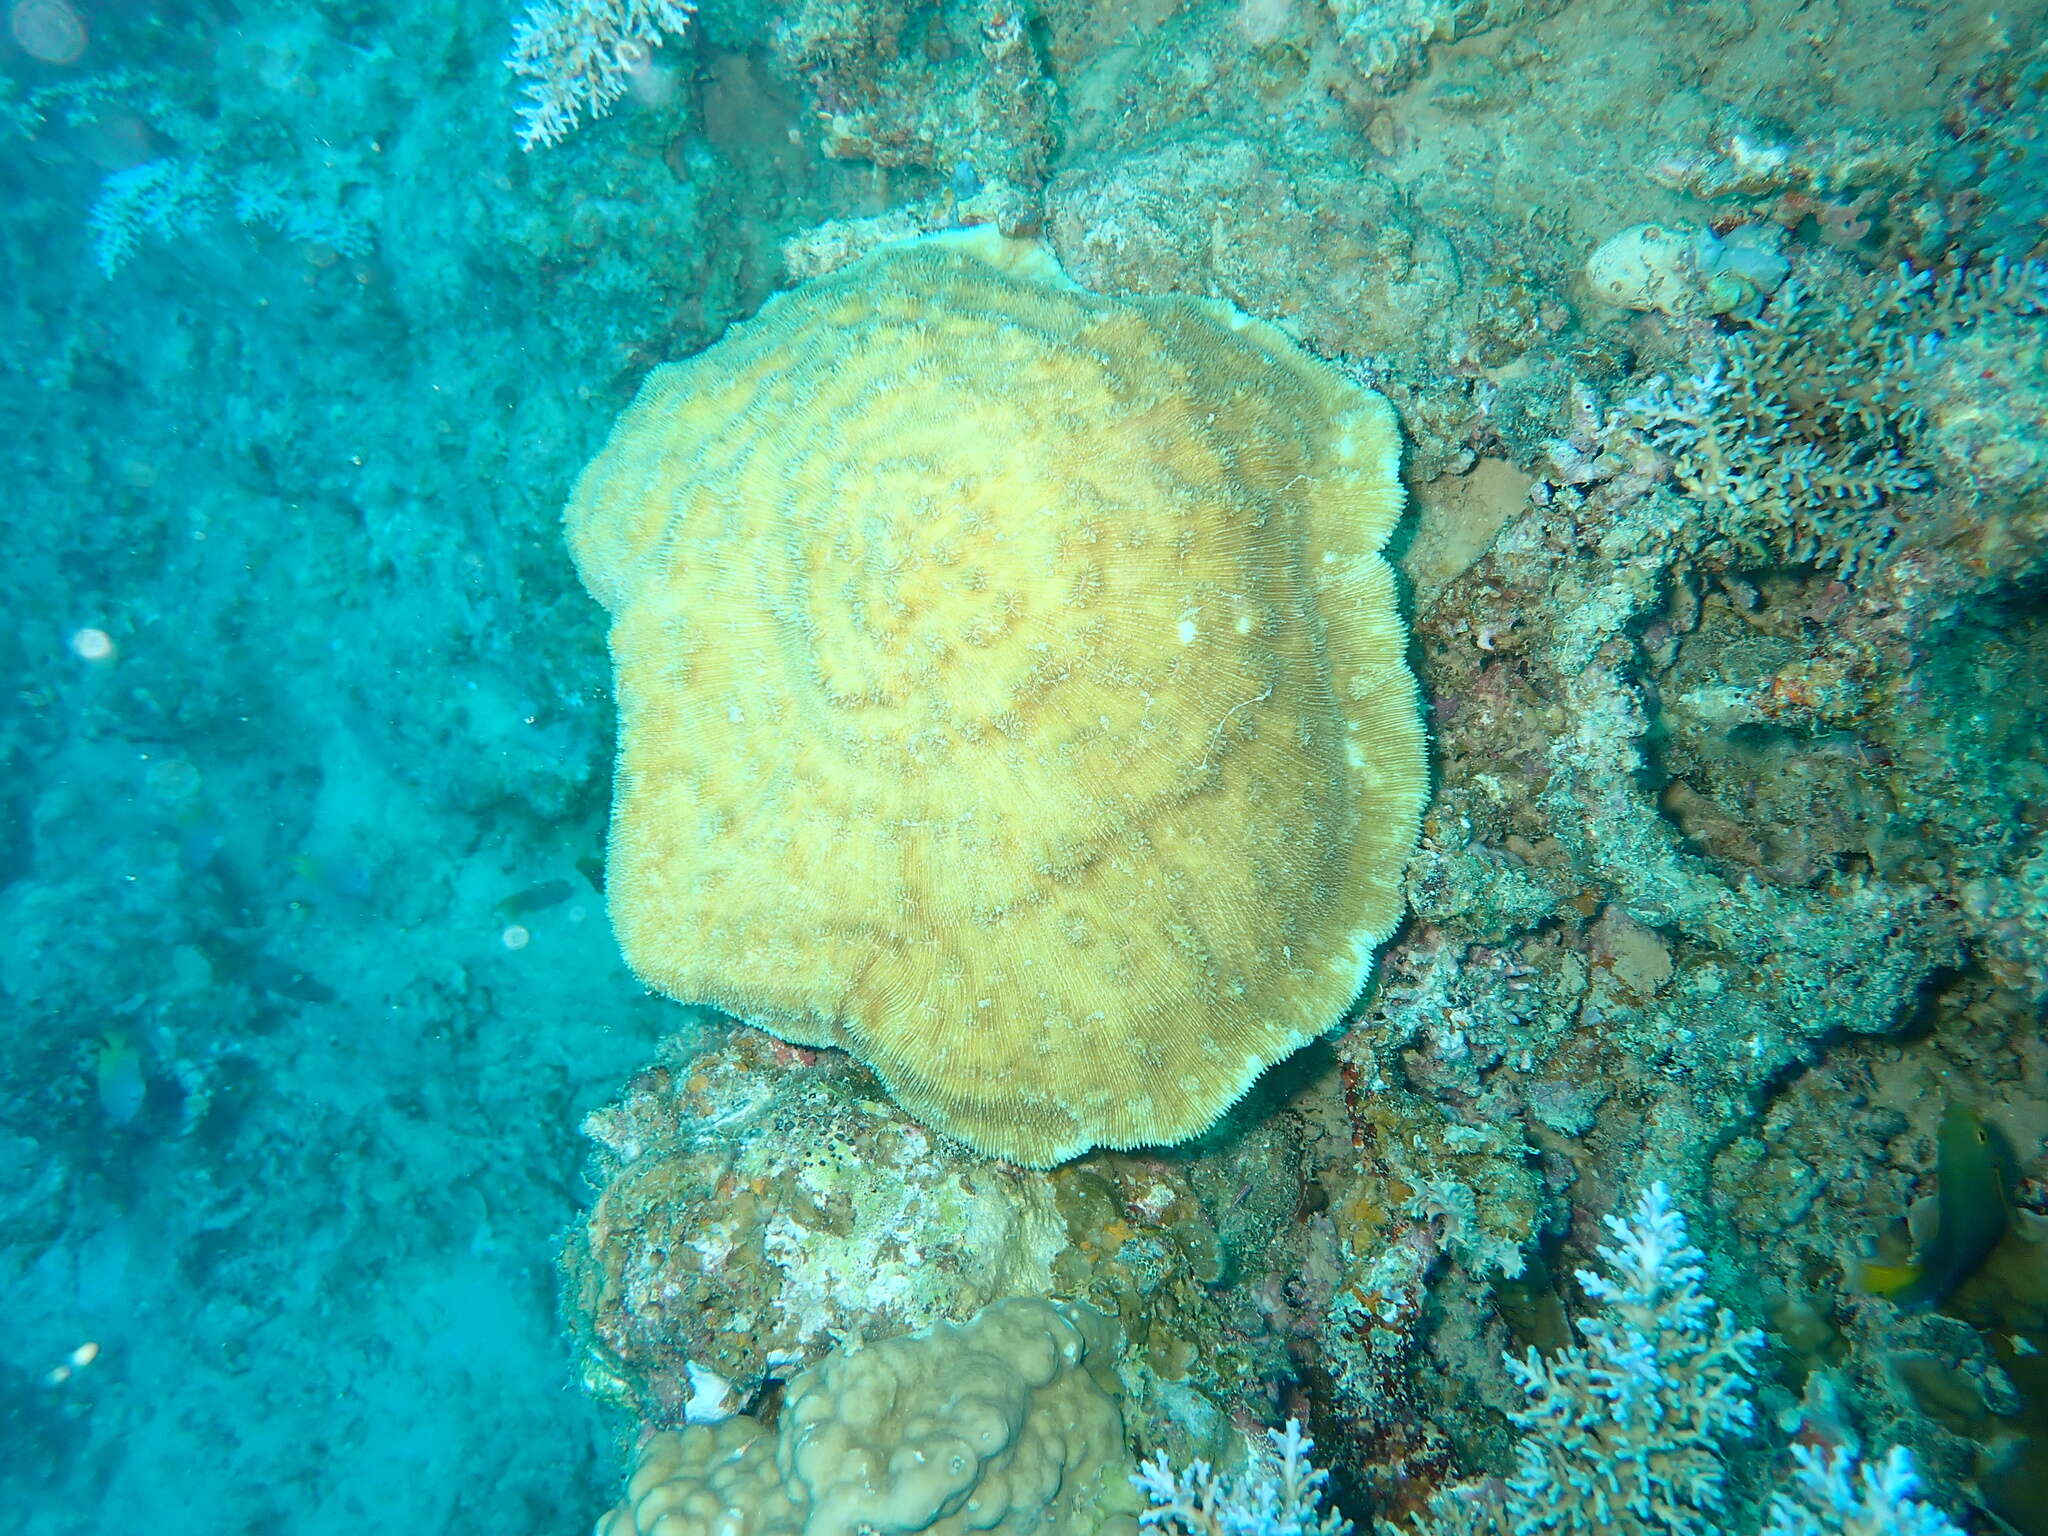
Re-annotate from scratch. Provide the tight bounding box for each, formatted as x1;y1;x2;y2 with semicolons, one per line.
1626;260;2048;574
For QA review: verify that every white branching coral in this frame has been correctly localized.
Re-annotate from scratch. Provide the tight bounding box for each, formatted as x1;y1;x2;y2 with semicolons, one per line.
1133;1420;1352;1536
1403;1186;1968;1536
1404;1183;1762;1536
1500;1183;1764;1535
505;0;696;150
87;156;218;276
1762;1445;1966;1536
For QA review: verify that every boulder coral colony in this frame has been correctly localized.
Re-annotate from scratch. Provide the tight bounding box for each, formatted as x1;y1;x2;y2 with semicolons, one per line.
2;0;2045;1530
564;228;1426;1167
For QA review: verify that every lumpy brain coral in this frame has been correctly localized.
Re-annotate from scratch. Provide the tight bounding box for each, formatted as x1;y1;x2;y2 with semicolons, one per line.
596;1298;1137;1536
565;229;1425;1167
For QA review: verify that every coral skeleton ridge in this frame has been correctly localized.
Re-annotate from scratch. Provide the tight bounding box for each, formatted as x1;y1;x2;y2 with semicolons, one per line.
565;228;1426;1166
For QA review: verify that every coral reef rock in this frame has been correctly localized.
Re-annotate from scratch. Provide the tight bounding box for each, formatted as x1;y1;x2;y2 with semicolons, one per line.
559;1024;1308;1466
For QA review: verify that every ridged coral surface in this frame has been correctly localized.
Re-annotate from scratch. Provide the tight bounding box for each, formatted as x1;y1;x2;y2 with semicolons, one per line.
565;228;1424;1166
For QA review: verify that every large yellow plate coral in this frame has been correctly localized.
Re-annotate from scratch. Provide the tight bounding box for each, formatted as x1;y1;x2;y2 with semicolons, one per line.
565;229;1424;1166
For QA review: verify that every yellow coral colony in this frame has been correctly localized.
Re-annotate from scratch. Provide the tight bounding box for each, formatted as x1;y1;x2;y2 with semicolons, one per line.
565;229;1425;1167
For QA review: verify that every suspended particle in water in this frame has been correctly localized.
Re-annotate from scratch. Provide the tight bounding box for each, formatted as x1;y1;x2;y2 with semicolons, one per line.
9;0;87;63
70;627;115;662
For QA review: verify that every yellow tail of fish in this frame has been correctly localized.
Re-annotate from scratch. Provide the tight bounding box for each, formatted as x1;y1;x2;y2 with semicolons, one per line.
1853;1259;1923;1297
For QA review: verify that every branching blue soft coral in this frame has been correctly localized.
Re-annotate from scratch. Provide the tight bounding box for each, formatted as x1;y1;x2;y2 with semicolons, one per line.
87;157;218;276
1133;1420;1353;1536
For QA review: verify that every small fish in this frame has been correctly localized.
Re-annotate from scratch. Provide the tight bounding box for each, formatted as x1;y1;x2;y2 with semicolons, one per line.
495;878;574;918
94;1031;147;1126
1858;1100;2017;1312
241;951;339;1004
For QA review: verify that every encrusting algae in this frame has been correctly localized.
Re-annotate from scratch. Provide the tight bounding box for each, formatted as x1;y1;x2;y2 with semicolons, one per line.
565;228;1426;1167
